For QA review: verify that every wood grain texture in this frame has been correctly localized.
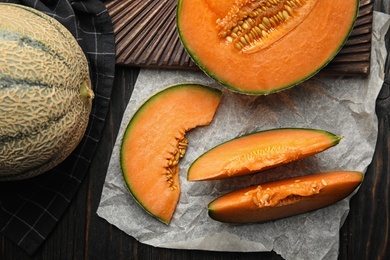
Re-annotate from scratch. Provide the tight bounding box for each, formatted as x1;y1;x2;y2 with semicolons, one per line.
105;0;374;76
339;9;390;257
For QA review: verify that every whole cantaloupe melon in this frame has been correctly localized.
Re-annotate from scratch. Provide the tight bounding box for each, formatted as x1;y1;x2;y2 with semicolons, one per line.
0;3;94;180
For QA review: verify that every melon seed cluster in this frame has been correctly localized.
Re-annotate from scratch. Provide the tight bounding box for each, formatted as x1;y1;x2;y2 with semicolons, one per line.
165;137;188;190
223;144;295;177
216;0;307;53
245;178;328;207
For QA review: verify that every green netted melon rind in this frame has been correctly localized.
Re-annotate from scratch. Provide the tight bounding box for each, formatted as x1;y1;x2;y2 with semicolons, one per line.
0;3;94;180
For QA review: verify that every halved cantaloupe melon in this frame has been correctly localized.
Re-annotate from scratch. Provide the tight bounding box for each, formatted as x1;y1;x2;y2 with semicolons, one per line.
177;0;359;94
208;170;363;223
120;84;222;224
188;128;342;181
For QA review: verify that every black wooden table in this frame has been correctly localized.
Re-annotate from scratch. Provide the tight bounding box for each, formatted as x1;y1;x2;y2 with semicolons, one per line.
1;1;389;259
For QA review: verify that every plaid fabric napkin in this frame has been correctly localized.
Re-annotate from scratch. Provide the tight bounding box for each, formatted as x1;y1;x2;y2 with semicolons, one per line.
0;0;115;255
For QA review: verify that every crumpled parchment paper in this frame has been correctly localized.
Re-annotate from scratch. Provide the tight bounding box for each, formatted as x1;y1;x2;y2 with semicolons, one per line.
97;11;390;260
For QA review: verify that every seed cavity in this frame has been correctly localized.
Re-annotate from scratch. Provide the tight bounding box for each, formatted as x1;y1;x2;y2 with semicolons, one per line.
216;0;318;53
245;179;325;208
165;137;188;190
223;145;299;176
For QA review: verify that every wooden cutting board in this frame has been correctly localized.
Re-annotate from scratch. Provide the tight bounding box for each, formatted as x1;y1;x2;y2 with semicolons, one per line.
105;0;374;76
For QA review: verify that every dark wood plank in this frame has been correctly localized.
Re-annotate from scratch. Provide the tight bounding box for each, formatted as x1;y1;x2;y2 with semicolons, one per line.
339;1;390;256
84;67;139;260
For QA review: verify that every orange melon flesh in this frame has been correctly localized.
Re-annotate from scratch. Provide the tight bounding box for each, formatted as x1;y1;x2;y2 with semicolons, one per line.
208;171;363;223
188;128;342;181
120;84;222;224
177;0;359;94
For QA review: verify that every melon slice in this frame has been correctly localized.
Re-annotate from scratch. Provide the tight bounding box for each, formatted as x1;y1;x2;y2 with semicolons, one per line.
120;84;222;224
208;170;363;223
188;128;342;181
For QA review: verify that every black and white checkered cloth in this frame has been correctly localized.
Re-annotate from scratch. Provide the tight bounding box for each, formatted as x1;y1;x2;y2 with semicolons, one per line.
0;0;115;255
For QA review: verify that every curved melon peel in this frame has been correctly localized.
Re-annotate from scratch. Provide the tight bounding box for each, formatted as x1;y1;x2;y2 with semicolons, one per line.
188;128;342;181
120;84;222;224
208;170;363;223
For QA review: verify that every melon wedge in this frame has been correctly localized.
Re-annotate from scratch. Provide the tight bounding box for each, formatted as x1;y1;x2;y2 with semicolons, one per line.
120;84;222;224
188;128;342;181
208;170;363;223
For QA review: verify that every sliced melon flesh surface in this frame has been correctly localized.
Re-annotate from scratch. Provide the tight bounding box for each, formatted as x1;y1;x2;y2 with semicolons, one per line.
188;128;342;181
177;0;359;94
120;84;222;224
208;170;363;223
